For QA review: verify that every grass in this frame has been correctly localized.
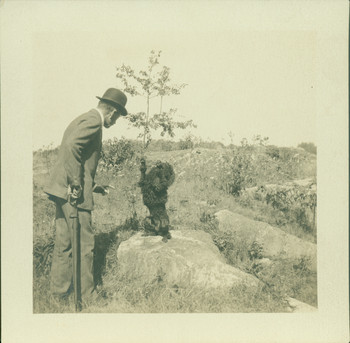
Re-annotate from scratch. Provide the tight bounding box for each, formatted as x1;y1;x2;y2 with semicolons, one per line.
85;279;288;313
33;141;317;313
199;218;318;307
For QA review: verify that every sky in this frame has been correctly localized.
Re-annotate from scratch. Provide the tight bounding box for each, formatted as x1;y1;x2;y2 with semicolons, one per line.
1;1;331;150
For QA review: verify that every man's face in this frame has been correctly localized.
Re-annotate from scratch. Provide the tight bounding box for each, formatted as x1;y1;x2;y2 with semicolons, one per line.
104;109;121;129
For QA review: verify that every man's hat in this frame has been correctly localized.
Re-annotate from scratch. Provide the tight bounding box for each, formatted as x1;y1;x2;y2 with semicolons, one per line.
96;88;128;116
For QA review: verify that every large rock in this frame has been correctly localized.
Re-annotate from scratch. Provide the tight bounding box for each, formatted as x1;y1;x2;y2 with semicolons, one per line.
286;297;317;313
214;210;317;271
245;178;316;194
116;229;259;289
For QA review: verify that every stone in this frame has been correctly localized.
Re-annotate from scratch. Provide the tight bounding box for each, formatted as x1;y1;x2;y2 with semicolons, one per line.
245;178;316;194
286;297;317;313
116;229;259;290
214;210;317;271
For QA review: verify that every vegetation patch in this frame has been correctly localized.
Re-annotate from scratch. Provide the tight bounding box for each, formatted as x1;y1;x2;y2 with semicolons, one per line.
200;216;317;307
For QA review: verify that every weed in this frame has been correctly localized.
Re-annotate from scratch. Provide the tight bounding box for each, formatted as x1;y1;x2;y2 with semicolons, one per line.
199;210;216;223
248;241;264;260
99;137;137;174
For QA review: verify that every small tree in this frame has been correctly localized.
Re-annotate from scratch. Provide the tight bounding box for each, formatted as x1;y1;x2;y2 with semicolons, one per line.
116;50;196;150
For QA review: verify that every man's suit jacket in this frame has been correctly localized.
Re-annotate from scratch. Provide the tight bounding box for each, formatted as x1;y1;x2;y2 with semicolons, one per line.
45;109;103;211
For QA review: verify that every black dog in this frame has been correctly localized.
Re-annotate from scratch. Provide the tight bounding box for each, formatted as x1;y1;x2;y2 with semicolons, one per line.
138;158;175;242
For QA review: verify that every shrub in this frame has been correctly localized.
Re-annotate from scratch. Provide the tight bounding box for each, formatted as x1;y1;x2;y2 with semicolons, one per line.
179;134;195;150
298;142;317;155
218;137;316;197
160;140;176;151
236;182;317;238
219;144;255;196
264;184;317;233
99;137;136;174
266;145;280;160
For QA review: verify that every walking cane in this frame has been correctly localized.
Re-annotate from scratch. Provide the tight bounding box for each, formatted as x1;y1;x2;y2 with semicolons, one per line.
70;204;82;312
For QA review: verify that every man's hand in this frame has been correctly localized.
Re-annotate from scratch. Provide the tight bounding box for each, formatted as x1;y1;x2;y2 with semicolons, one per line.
93;184;114;196
68;184;82;206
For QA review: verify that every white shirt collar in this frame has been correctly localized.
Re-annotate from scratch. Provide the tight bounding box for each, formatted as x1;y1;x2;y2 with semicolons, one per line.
95;108;104;126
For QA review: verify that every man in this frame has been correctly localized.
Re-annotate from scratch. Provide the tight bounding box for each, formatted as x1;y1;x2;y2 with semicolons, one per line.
44;88;128;303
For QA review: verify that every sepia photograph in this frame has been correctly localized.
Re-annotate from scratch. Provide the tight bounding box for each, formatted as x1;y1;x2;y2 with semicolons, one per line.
32;44;318;314
1;1;349;342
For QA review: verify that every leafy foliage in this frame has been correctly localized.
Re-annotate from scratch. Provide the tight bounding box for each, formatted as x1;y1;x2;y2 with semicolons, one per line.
298;142;317;154
219;136;315;196
264;184;317;233
99;137;136;174
179;133;195;150
116;50;196;148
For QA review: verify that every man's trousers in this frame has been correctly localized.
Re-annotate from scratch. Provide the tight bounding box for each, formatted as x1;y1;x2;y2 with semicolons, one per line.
50;198;95;298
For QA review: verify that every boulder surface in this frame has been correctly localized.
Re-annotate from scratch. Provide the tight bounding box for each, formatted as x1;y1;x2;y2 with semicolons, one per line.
214;210;317;271
286;297;317;313
116;229;259;289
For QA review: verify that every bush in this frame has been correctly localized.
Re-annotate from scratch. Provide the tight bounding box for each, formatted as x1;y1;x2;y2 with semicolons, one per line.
179;135;195;150
264;185;317;233
218;137;316;197
219;143;255;196
298;142;317;155
159;140;176;151
99;137;136;174
235;182;317;239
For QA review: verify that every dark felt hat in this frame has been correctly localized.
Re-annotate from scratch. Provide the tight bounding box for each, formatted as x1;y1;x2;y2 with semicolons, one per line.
96;88;128;116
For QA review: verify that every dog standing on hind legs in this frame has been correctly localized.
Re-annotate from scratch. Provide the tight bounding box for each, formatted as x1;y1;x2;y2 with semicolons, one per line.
138;158;175;242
